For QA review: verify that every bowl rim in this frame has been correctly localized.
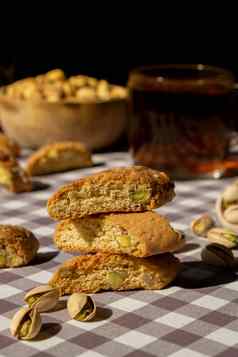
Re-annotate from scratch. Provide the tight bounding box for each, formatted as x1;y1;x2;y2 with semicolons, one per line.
0;94;128;107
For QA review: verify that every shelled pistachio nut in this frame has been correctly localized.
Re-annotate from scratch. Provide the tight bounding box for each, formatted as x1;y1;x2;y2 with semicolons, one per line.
223;182;238;204
116;235;131;248
223;205;238;224
108;271;128;289
201;243;235;268
24;285;59;312
67;293;96;321
191;214;214;236
10;307;41;340
206;227;238;248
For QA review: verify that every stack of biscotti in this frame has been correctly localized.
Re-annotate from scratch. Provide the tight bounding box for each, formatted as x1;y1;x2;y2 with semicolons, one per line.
47;166;183;295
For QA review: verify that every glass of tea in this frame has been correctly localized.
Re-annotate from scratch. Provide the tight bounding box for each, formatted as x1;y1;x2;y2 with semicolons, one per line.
128;64;237;179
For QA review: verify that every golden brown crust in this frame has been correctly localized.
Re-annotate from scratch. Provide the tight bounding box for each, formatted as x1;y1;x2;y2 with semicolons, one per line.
0;224;39;268
26;141;92;176
49;252;181;294
0;152;32;193
106;212;184;255
0;133;21;157
47;166;175;220
54;212;184;257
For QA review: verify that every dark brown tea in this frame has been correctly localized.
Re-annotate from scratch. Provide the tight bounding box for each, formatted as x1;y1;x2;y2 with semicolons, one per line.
128;65;235;179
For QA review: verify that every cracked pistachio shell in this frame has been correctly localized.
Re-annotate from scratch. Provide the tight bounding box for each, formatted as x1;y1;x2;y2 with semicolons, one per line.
191;214;214;236
206;227;238;249
223;205;238;225
10;307;41;340
201;243;234;268
67;293;96;321
24;285;59;312
223;183;238;203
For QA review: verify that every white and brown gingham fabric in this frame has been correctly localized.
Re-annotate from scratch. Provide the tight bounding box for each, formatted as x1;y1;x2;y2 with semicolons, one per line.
0;152;238;357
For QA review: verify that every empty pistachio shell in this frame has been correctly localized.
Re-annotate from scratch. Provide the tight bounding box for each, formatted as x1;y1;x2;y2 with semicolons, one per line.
191;214;214;236
24;285;59;312
223;183;238;204
201;243;234;268
206;227;238;248
223;205;238;224
67;293;96;321
10;307;41;340
215;195;238;234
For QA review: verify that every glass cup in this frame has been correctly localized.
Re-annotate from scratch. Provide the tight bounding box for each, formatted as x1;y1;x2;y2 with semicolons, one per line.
128;64;237;179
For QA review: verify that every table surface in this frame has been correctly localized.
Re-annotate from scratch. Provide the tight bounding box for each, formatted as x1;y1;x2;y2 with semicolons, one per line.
0;152;238;357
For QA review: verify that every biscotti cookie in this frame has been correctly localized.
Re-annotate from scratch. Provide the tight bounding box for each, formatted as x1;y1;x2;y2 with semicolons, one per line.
54;212;184;257
47;166;175;220
49;252;180;294
0;225;39;268
26;141;92;176
0;151;32;193
0;133;21;157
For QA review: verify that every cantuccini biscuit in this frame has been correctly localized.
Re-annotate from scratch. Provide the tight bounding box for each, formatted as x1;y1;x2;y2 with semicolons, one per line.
26;141;92;176
0;151;32;193
54;212;184;257
0;133;21;157
47;166;175;220
0;225;39;268
49;252;180;294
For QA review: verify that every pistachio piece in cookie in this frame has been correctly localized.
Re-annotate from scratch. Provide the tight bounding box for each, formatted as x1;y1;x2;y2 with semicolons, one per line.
26;141;92;176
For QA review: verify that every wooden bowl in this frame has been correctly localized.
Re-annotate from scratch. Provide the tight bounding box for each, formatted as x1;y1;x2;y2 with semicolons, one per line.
0;96;127;150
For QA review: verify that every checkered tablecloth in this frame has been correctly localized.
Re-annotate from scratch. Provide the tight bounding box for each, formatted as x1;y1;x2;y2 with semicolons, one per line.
0;152;238;357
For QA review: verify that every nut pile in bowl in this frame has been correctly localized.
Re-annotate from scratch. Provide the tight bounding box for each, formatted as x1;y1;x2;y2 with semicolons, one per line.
0;69;128;150
1;69;127;103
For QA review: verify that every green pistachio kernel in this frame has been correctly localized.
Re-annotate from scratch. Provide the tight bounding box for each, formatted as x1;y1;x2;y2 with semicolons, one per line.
116;235;131;248
0;255;6;266
224;232;238;244
19;320;31;338
130;189;150;202
75;298;94;321
108;271;127;289
26;295;40;307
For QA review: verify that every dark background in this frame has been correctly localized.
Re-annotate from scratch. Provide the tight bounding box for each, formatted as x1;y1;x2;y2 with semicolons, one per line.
1;24;238;86
1;5;237;85
1;57;238;86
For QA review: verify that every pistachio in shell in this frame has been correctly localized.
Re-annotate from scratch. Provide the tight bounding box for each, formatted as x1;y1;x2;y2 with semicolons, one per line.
10;307;41;340
191;214;214;236
67;293;96;322
223;182;238;205
223;205;238;225
206;227;238;249
24;285;59;312
201;243;235;268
